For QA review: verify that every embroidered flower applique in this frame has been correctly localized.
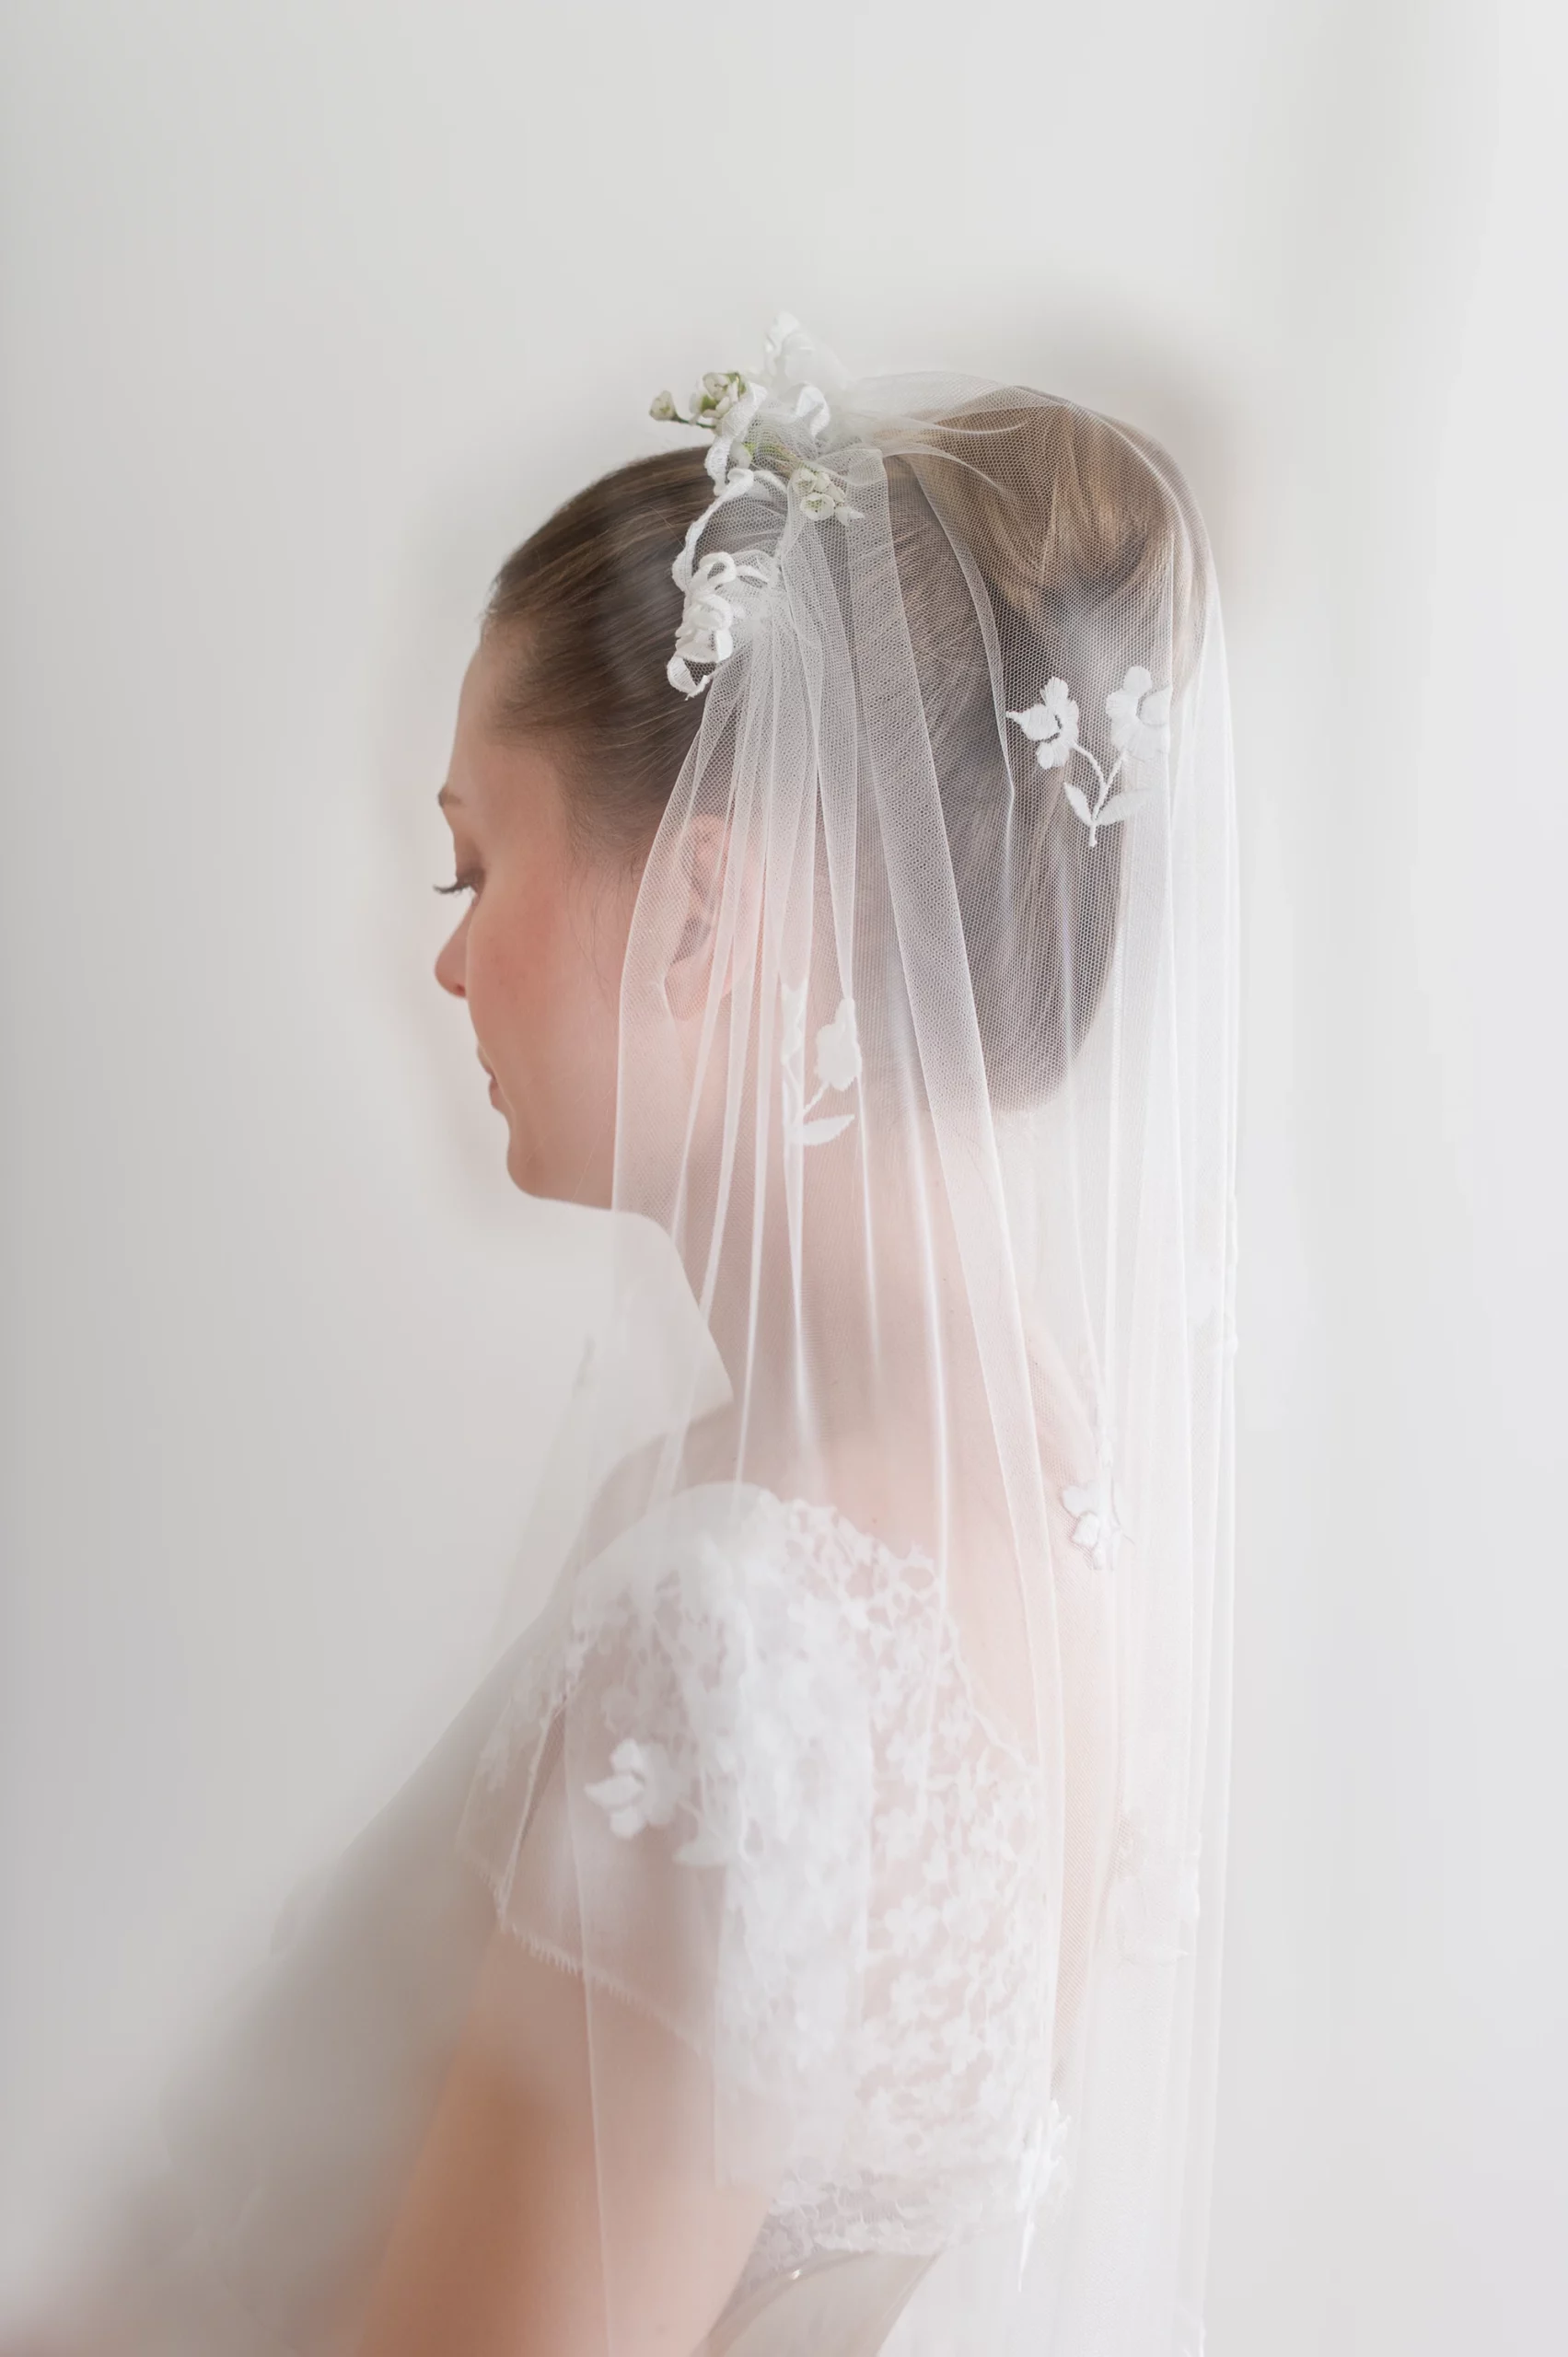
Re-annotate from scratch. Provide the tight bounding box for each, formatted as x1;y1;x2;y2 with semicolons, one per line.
650;314;862;698
1007;663;1168;846
1007;677;1079;770
1060;1476;1126;1571
585;1736;682;1840
781;983;862;1149
1104;664;1172;758
1060;1464;1129;1573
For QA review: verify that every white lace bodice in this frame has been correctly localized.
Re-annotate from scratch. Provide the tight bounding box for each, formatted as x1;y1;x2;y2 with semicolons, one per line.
459;1485;1071;2302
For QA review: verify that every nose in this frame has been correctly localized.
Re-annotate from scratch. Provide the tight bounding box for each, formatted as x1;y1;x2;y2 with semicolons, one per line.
434;921;466;1000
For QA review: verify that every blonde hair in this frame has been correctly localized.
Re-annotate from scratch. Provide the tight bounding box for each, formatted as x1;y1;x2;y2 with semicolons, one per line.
482;396;1207;1106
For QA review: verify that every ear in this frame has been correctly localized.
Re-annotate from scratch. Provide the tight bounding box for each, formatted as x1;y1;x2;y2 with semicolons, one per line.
664;811;737;1021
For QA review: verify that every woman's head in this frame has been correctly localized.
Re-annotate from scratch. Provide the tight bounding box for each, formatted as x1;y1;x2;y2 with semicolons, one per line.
434;451;710;1203
435;400;1204;1202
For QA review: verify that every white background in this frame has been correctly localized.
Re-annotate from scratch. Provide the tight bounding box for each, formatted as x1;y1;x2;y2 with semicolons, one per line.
3;3;1564;2349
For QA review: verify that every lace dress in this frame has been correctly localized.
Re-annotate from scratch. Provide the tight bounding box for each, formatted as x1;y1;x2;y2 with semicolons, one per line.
72;1486;1073;2352
459;1485;1068;2320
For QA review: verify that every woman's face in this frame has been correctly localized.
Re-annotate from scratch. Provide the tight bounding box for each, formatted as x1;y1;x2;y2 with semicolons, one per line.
434;633;641;1206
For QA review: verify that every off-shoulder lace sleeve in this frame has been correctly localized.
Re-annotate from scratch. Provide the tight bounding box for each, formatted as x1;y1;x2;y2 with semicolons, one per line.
456;1486;883;2171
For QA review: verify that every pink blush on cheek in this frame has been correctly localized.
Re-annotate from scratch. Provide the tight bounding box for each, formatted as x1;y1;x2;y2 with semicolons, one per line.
462;875;627;1203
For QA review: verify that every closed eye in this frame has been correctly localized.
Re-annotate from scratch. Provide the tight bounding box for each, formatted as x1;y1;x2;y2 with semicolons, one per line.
434;874;481;899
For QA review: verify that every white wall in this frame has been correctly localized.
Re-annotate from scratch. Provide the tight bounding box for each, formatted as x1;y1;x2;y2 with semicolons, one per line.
2;2;1563;2347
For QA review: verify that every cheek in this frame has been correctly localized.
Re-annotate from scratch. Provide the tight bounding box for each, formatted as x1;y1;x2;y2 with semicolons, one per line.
465;874;626;1132
464;888;554;1062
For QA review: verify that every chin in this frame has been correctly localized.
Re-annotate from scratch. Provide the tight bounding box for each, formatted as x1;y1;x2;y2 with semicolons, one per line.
502;1131;537;1195
503;1129;560;1203
504;1132;611;1212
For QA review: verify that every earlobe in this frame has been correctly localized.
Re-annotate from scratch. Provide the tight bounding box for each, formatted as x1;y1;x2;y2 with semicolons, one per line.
664;812;736;1021
665;924;716;1020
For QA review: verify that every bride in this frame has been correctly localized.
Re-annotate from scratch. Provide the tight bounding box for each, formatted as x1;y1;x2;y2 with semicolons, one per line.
34;316;1238;2357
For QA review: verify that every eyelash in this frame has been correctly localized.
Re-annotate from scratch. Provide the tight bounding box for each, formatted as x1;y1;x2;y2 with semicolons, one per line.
434;874;480;900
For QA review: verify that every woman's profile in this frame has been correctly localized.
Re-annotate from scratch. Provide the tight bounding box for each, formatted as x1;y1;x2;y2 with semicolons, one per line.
26;315;1239;2357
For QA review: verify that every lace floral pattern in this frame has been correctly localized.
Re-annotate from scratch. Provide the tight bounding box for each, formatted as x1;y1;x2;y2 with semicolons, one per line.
465;1488;1068;2296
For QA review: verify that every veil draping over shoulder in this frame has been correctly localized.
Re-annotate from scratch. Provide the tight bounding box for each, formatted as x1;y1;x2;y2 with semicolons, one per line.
61;319;1237;2357
460;319;1240;2356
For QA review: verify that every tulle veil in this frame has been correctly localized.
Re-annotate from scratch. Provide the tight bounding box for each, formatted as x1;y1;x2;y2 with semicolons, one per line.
45;315;1238;2357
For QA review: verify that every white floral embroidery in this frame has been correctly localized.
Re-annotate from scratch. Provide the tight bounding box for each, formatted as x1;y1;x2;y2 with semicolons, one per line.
1005;677;1079;770
1060;1469;1129;1573
781;983;862;1148
814;996;863;1091
1105;662;1172;758
585;1736;681;1838
1007;660;1167;846
650;315;859;697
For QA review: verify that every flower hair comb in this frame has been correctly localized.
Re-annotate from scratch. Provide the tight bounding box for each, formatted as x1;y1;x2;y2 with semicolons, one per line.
648;313;863;696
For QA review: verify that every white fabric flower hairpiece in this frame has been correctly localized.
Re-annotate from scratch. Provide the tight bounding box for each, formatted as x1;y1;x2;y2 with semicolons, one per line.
649;313;864;697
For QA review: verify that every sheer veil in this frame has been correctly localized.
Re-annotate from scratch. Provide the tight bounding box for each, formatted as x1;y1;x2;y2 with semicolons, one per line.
54;316;1238;2357
461;318;1239;2353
